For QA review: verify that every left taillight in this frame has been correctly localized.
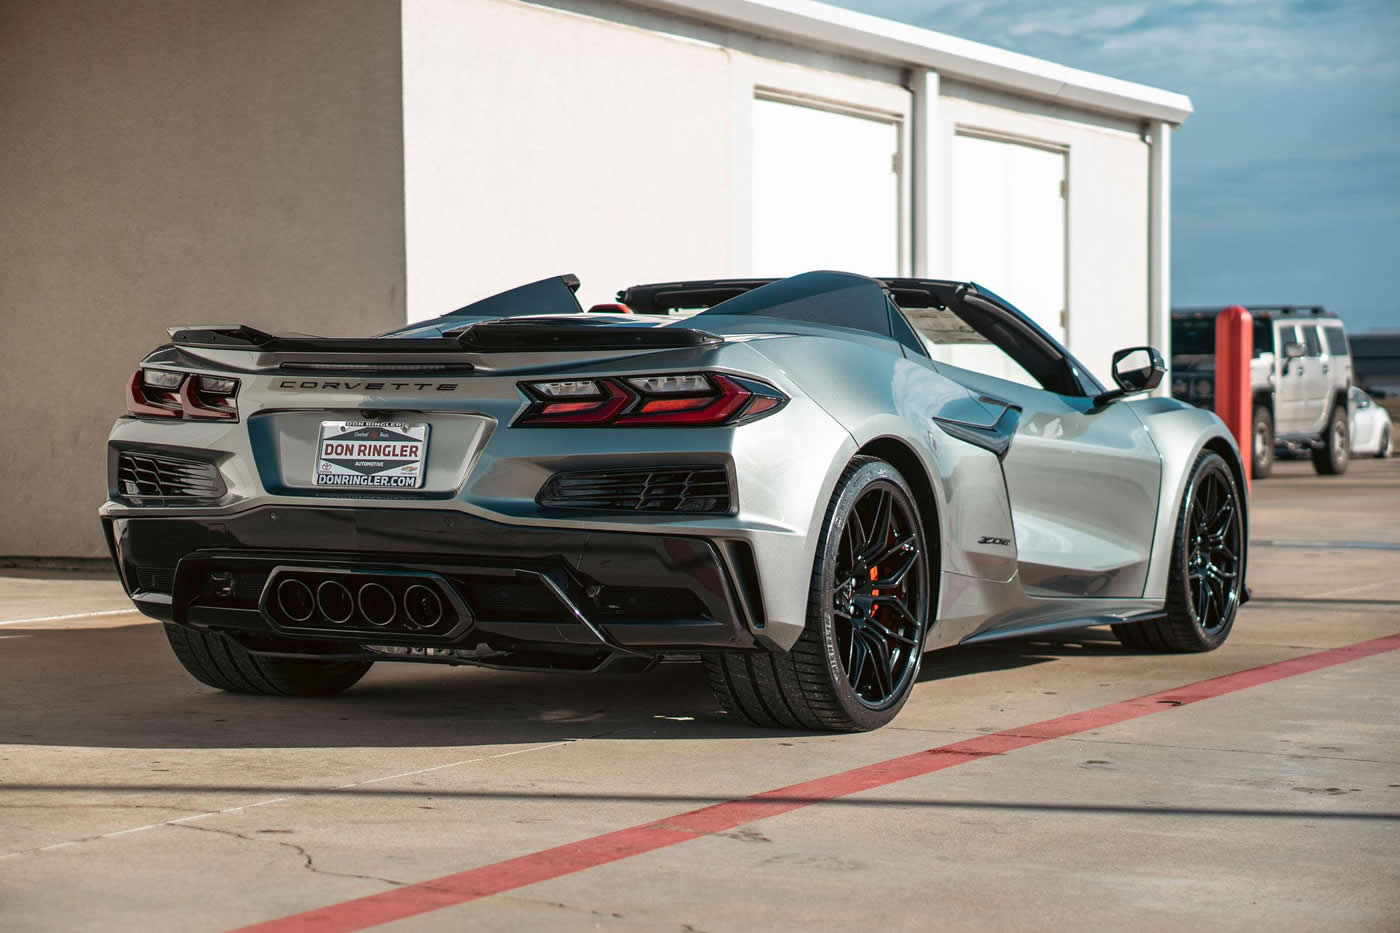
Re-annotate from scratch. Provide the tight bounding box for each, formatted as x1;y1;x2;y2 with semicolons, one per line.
127;368;240;421
514;372;786;427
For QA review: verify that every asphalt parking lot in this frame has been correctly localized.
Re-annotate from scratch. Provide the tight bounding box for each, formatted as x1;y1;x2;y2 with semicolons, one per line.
2;458;1397;932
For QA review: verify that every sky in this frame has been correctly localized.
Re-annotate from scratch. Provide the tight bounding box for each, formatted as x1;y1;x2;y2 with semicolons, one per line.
833;0;1400;334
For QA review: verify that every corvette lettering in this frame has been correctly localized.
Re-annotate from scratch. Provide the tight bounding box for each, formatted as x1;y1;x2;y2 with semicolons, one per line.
277;380;459;391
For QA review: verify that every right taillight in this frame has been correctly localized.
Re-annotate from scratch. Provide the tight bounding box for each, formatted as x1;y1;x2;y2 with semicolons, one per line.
127;368;240;420
515;372;786;427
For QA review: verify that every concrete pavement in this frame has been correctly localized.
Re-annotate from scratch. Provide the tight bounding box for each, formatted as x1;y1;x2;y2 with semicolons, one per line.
1;457;1397;931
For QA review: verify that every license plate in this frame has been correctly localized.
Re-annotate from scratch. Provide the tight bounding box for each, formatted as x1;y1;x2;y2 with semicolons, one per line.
314;421;429;489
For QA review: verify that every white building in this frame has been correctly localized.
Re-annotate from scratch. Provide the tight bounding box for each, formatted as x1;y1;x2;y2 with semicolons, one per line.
2;0;1191;558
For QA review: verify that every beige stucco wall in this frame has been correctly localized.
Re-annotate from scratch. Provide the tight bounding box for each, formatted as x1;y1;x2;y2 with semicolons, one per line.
0;0;406;557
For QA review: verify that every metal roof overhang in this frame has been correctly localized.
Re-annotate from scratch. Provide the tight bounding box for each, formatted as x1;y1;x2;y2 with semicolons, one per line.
628;0;1193;125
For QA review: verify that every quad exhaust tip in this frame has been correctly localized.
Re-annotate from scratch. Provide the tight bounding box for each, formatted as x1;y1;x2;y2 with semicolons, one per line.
275;578;315;623
263;568;461;634
403;584;444;629
357;582;397;627
315;579;355;624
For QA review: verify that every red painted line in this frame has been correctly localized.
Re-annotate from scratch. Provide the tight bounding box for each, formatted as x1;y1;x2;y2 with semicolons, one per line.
231;632;1400;933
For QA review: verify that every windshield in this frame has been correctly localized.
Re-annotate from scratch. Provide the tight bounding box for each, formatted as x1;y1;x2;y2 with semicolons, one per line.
1173;316;1275;358
1172;319;1215;356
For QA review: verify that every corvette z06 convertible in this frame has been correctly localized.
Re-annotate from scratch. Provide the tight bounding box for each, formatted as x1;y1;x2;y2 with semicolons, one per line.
103;271;1249;731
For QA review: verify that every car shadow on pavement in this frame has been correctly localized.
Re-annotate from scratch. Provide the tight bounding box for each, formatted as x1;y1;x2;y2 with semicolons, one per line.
1;622;1139;750
916;626;1138;683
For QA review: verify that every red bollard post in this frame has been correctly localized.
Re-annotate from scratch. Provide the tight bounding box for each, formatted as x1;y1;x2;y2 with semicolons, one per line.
1215;305;1254;489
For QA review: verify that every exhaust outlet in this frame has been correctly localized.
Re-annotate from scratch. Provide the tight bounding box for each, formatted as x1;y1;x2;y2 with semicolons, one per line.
275;578;315;622
315;579;354;624
403;584;444;629
357;582;397;627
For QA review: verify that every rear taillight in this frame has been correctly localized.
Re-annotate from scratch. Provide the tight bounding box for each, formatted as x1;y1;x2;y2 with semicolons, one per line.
127;368;240;421
515;372;786;427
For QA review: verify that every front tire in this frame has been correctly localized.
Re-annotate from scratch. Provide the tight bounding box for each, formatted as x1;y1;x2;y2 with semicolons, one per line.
1377;425;1391;459
165;624;373;696
704;457;931;732
1251;405;1274;478
1113;451;1245;652
1312;404;1349;475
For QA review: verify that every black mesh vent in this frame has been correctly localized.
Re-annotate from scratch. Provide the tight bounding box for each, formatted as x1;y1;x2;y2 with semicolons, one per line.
539;467;731;513
116;451;224;503
589;585;709;622
135;567;176;593
452;577;573;624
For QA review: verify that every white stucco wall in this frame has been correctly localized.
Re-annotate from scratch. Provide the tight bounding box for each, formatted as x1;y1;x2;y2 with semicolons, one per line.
401;0;913;317
931;82;1152;385
402;0;737;316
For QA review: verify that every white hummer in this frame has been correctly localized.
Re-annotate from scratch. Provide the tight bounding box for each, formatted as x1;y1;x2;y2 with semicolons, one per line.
1171;306;1353;478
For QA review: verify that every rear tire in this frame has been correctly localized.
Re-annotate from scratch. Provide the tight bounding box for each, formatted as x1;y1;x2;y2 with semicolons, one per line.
704;456;931;732
164;624;372;696
1113;451;1245;652
1251;406;1274;479
1312;404;1349;475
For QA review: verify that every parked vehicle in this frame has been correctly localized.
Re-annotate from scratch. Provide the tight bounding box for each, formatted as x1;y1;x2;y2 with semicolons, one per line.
102;272;1249;731
1349;386;1392;458
1171;306;1353;477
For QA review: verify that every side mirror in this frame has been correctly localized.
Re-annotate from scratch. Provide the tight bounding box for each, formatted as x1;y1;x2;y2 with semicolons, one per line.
1283;341;1305;360
1094;346;1165;407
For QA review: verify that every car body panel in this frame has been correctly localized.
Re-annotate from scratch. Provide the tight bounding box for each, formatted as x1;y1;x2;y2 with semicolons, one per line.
104;272;1247;665
1349;387;1392;455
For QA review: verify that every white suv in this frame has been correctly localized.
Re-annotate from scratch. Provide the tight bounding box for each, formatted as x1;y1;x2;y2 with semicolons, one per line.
1171;306;1353;478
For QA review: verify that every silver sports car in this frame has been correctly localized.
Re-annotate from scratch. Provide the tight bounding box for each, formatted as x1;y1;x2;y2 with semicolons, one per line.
102;271;1249;731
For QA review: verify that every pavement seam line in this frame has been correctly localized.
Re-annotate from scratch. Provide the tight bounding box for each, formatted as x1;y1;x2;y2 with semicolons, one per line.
225;631;1400;933
0;741;575;862
0;608;139;626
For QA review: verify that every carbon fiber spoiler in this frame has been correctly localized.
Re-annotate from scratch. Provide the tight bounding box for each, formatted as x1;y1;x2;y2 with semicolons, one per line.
168;320;720;353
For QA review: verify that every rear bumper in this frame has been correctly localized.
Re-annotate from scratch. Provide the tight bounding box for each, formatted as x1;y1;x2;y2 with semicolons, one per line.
104;506;767;660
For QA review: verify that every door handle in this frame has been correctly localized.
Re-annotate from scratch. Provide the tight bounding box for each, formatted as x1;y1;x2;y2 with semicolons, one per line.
1322;363;1330;374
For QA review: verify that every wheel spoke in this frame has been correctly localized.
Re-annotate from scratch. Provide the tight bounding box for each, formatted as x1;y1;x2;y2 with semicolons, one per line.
1200;576;1216;628
873;594;919;632
866;615;917;647
848;633;868;691
862;629;893;698
876;545;920;587
846;507;868;562
856;490;893;562
1208;498;1235;537
872;532;917;567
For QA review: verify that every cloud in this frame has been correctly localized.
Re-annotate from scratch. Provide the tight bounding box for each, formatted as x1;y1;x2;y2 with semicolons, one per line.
833;0;1400;332
843;0;1400;85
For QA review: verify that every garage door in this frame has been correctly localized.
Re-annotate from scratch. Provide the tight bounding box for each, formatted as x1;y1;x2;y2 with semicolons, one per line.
950;133;1067;344
751;97;901;278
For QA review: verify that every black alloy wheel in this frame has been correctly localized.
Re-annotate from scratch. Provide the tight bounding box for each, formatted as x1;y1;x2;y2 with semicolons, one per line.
831;478;927;709
704;456;931;731
1183;461;1245;636
1114;450;1245;652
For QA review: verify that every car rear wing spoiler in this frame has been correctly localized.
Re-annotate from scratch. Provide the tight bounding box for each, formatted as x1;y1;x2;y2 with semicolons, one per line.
618;276;971;314
168;321;721;353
